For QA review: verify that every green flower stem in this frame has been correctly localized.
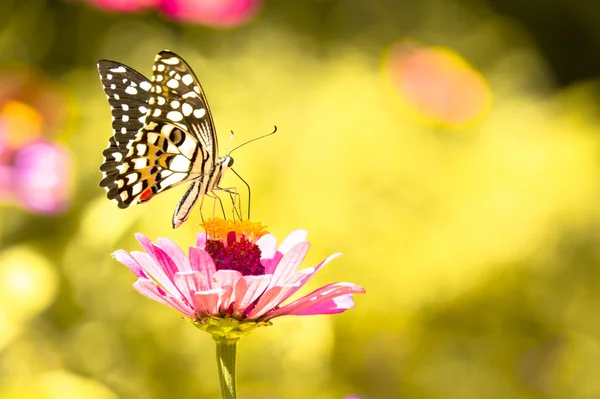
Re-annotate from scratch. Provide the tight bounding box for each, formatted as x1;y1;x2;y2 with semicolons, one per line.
216;338;239;399
192;317;272;399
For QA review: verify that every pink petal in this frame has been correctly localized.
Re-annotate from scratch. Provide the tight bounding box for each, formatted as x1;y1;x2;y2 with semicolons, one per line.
256;234;277;259
213;270;243;288
173;271;208;304
157;238;191;272
112;249;146;278
293;294;356;315
264;283;366;320
276;253;342;304
133;279;195;318
262;253;281;275
246;285;300;319
130;250;180;296
196;232;208;249
135;234;179;279
262;230;308;274
188;246;216;287
192;289;224;315
267;241;310;289
278;230;308;255
212;270;243;310
232;274;271;315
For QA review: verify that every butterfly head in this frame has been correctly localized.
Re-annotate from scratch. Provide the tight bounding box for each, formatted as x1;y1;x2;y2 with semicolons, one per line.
220;155;234;169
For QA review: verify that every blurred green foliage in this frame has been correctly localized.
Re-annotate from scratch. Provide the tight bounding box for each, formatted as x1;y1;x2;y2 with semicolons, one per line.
1;0;600;398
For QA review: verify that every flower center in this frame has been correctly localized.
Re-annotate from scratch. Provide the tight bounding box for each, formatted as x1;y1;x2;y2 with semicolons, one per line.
202;218;267;276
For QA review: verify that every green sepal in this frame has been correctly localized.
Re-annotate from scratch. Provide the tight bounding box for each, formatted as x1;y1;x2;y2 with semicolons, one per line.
191;316;272;342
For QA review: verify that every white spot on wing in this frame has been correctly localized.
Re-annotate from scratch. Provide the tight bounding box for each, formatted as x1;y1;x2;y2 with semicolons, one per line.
182;103;193;116
193;108;206;118
170;155;191;172
166;111;183;122
107;74;113;80
161;125;174;136
140;81;152;91
159;172;186;188
171;100;180;109
147;133;159;144
182;74;193;85
131;182;143;195
122;115;129;122
166;79;179;89
179;135;197;158
125;173;138;184
125;86;137;95
162;57;180;65
157;64;165;72
110;66;127;73
112;152;123;162
136;144;147;156
133;158;148;169
122;104;129;111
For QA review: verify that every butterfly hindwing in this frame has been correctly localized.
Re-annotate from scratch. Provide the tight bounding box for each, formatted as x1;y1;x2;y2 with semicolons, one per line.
97;60;152;148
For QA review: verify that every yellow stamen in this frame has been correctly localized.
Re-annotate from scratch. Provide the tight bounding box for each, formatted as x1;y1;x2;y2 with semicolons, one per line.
201;218;268;242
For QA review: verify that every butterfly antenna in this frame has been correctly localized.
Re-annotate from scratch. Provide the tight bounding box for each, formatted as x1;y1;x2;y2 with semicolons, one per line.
229;125;277;155
230;168;251;219
226;130;235;154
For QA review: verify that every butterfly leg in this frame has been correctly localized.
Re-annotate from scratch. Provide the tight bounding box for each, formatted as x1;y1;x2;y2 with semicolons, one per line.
217;186;243;221
229;168;251;220
206;191;228;220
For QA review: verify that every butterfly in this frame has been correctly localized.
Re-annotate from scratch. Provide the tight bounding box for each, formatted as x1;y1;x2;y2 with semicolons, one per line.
97;50;236;228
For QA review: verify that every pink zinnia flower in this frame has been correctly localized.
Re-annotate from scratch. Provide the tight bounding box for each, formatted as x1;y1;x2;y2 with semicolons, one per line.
160;0;261;28
113;219;365;332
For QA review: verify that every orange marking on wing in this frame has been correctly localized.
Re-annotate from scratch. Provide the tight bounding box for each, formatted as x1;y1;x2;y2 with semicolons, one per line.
140;188;154;202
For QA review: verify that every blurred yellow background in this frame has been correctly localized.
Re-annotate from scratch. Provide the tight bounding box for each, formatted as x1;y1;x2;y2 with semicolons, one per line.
1;0;600;398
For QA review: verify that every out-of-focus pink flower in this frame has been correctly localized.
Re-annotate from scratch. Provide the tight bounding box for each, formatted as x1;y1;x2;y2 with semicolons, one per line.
160;0;261;28
86;0;159;12
12;141;72;215
113;219;365;323
0;164;11;201
79;0;261;27
385;40;492;128
0;72;73;215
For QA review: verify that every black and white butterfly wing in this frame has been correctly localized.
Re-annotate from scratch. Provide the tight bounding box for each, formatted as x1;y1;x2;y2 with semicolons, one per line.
98;51;223;228
143;50;221;228
97;60;153;208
